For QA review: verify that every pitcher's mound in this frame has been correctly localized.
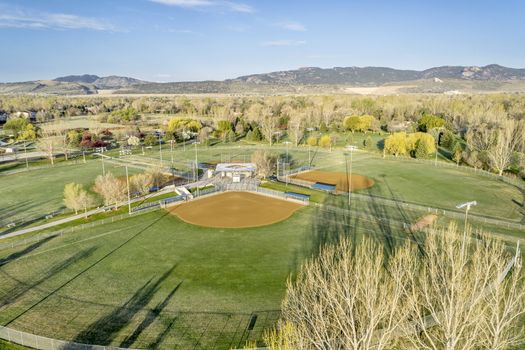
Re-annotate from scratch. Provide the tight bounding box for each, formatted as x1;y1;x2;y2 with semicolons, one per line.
291;170;374;192
168;192;303;228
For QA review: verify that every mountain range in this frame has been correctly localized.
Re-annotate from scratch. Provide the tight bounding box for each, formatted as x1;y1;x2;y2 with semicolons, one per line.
1;64;525;95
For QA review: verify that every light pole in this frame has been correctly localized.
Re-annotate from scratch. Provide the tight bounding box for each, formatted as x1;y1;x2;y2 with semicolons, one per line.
24;141;28;170
169;139;175;166
456;201;477;256
194;141;200;183
158;133;163;167
346;145;357;204
125;165;131;215
283;141;291;187
308;144;311;166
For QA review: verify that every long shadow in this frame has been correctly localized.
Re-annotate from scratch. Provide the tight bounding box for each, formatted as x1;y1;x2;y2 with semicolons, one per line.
121;280;183;348
365;186;397;255
4;210;173;327
0;236;55;267
71;264;178;346
305;194;358;258
0;246;97;309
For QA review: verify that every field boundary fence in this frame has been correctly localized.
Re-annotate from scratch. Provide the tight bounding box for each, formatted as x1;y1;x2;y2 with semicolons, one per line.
283;177;524;231
0;206;159;252
0;325;136;350
217;182;310;204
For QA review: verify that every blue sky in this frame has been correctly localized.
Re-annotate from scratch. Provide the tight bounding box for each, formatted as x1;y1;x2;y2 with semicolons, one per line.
0;0;524;82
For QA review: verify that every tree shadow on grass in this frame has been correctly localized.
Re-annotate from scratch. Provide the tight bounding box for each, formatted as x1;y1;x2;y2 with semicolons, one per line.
71;264;178;347
0;236;55;267
0;246;98;310
120;280;183;348
304;194;359;259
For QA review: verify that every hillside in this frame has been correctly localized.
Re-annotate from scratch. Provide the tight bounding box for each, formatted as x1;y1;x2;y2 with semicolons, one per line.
1;64;525;95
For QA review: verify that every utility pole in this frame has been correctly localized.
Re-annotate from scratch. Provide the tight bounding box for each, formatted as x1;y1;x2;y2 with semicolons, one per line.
125;165;131;215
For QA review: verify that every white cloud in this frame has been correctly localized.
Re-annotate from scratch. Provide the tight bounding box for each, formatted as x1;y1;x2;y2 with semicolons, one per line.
262;40;306;47
278;21;306;32
150;0;254;13
0;8;114;31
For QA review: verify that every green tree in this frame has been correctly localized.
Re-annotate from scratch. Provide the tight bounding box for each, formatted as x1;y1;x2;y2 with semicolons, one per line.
363;135;373;149
4;117;29;139
453;142;463;165
251;127;262;141
144;134;158;146
417;114;446;132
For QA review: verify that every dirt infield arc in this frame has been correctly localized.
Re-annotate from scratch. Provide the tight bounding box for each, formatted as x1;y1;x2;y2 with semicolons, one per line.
291;170;375;192
169;192;304;228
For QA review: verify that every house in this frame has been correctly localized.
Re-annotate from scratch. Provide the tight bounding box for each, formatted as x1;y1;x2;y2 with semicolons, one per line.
387;121;413;133
215;163;257;182
12;111;37;121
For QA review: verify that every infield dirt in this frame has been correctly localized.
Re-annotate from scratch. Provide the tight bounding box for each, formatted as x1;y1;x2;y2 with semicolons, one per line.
290;170;374;192
168;191;304;228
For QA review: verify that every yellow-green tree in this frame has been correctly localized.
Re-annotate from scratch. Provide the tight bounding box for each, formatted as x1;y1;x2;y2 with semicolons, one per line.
343;115;376;133
318;135;332;149
384;132;408;156
306;136;318;147
18;123;37;141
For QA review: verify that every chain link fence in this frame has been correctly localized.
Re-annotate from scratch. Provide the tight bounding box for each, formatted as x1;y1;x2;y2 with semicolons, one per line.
0;326;135;350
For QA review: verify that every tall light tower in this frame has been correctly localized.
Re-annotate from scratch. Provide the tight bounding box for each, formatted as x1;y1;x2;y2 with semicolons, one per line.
194;141;200;182
346;145;357;204
158;133;163;167
283;141;291;187
456;200;478;256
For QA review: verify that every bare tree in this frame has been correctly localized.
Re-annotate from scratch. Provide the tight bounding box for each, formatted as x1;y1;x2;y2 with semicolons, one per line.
93;172;127;209
271;224;524;350
260;107;277;146
130;173;153;196
287;114;304;147
251;150;276;178
36;134;61;165
404;224;524;350
467;120;524;176
280;237;414;350
64;182;95;216
63;183;84;214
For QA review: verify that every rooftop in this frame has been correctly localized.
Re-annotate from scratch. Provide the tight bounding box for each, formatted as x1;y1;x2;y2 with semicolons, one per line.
215;163;257;172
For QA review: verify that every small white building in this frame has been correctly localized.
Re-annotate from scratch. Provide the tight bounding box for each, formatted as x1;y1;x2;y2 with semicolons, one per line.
215;163;257;182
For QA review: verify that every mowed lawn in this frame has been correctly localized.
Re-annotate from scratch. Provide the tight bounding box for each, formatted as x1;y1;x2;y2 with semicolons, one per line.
0;207;315;349
324;152;524;222
0;161;139;229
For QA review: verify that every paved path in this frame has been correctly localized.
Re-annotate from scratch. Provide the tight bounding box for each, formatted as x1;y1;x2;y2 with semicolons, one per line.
0;187;176;240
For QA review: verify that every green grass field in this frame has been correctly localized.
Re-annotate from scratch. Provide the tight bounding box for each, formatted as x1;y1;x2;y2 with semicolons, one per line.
1;142;524;349
0;160;140;230
0;190;439;349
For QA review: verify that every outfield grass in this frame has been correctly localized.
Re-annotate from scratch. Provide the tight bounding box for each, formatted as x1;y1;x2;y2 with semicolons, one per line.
0;208;315;348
